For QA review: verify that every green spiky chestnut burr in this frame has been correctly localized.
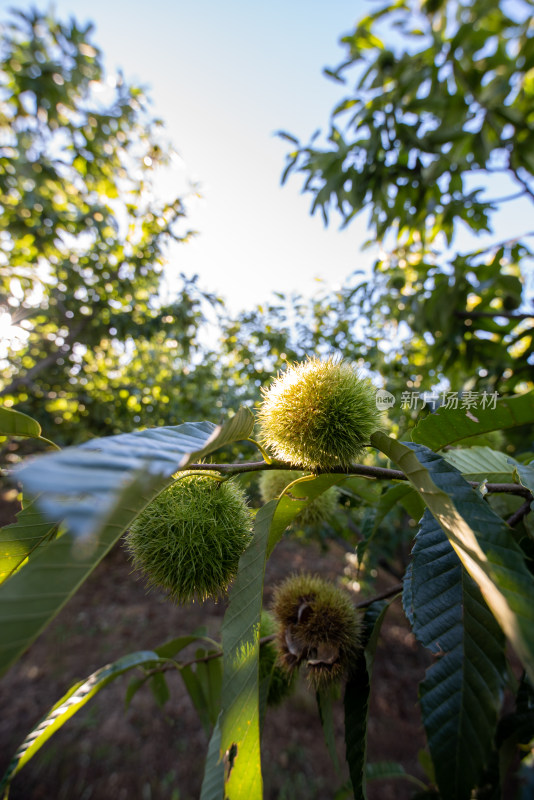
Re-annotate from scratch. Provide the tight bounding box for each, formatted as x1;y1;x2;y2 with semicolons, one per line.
126;474;253;604
259;469;339;527
257;357;382;471
259;610;296;706
272;573;363;690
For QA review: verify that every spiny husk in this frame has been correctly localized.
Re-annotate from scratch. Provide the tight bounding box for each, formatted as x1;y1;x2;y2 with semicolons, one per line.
258;469;339;527
126;474;253;604
258;356;382;471
272;573;363;690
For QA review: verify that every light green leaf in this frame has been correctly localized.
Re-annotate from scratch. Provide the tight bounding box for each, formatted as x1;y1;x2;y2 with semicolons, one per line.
17;407;255;541
372;432;534;684
410;510;505;800
0;406;59;450
0;650;163;795
444;446;518;483
0;500;58;585
207;474;344;799
410;392;534;451
0;407;41;438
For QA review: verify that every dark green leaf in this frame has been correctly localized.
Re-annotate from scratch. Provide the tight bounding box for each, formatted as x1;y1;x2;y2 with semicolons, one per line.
372;432;534;684
344;601;392;800
411;510;505;799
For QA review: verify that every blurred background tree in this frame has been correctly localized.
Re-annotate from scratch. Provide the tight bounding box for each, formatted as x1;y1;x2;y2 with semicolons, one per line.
278;0;534;405
0;8;226;445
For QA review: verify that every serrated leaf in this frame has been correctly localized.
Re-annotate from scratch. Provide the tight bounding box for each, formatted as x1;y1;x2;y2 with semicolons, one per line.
444;446;518;483
410;392;534;450
209;474;345;799
0;526;119;677
0;650;163;794
0;500;58;585
16;407;255;541
372;432;534;684
411;510;505;800
0;414;252;677
344;601;393;800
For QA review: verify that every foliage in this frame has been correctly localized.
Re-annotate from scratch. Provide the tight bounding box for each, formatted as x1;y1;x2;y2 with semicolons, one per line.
0;8;223;443
1;371;534;799
1;1;534;798
280;0;534;395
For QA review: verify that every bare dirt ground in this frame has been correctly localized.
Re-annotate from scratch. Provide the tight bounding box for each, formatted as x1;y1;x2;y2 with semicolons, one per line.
0;494;430;800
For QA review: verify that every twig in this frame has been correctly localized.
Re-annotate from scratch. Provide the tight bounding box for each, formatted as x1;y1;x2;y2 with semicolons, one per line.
507;499;532;528
186;461;533;499
147;585;405;676
355;582;403;608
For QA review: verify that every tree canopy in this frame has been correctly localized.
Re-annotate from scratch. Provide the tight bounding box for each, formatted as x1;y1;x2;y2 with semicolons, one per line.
0;8;222;443
280;0;534;398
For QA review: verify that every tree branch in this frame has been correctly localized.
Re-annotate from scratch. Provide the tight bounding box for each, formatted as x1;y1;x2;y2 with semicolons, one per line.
507;499;532;528
188;460;533;499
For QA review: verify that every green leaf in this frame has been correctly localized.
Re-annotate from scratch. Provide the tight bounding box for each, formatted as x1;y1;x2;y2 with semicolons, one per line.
443;446;519;483
153;629;211;659
0;406;59;450
200;715;224;800
181;664;214;735
0;407;41;438
0;500;58;585
196;654;223;726
317;688;341;775
150;672;170;707
17;407;255;541
410;510;505;800
372;432;534;684
365;761;426;788
514;462;534;497
0;414;253;677
0;525;120;677
344;601;393;800
203;476;343;799
410;392;534;451
0;650;163;794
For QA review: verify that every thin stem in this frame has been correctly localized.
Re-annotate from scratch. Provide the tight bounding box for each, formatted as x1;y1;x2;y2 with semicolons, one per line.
355;582;403;608
246;438;273;464
507;499;532;528
147;585;405;676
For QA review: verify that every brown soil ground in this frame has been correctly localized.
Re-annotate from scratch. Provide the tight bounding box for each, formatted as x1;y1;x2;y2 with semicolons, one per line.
0;494;431;800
